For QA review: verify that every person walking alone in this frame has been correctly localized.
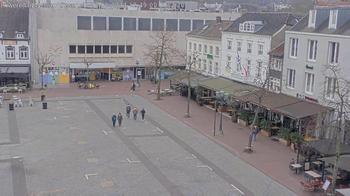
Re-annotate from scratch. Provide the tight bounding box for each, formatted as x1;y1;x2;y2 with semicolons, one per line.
132;107;138;120
117;112;123;127
126;104;131;118
112;113;117;127
140;108;146;120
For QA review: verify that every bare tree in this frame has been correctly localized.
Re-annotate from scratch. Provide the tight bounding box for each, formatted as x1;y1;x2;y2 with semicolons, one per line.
322;65;350;195
145;31;178;100
82;57;92;82
35;47;61;89
184;51;199;118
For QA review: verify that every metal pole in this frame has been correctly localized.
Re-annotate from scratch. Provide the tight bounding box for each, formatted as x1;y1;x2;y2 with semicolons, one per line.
213;100;217;136
186;63;191;117
219;104;223;134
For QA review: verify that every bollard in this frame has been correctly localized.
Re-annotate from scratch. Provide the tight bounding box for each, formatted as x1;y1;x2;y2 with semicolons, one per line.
42;102;47;109
9;103;14;111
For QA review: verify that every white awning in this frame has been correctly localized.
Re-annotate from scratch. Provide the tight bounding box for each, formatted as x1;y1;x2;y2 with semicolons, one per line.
69;63;116;69
0;66;30;73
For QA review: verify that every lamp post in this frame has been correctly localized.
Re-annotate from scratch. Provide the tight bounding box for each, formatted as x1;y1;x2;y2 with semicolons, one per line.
214;90;226;136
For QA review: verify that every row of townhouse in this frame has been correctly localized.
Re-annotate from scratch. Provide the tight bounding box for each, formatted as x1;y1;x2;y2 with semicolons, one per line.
186;8;350;141
187;9;350;107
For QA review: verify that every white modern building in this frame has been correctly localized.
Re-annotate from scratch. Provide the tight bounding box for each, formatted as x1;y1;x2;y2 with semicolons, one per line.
186;17;232;77
282;7;350;105
0;8;31;86
221;13;299;87
29;8;240;85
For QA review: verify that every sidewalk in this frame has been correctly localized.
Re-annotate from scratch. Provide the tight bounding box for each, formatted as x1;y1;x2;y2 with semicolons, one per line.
8;80;316;195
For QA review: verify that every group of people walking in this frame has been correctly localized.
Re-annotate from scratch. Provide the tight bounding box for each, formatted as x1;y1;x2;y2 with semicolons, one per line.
112;104;146;127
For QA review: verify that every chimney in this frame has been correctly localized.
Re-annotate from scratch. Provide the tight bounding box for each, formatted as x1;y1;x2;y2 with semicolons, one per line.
216;16;222;23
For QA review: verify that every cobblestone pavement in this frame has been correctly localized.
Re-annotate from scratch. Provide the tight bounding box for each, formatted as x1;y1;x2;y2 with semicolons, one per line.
1;80;318;195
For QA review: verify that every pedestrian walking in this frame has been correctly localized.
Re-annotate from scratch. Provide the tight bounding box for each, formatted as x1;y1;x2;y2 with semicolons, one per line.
130;81;136;92
252;125;260;142
112;114;117;127
140;108;146;120
126;104;131;118
117;112;123;127
132;107;138;120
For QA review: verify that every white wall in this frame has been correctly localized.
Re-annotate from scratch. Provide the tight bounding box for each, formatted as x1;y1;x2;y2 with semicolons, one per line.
221;31;271;86
0;41;30;65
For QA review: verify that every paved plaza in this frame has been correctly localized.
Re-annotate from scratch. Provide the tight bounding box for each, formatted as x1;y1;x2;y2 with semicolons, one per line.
0;93;296;196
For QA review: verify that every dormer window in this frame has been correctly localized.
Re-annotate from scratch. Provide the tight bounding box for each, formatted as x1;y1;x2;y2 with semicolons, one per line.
308;10;316;28
16;33;24;39
329;10;338;29
239;22;255;33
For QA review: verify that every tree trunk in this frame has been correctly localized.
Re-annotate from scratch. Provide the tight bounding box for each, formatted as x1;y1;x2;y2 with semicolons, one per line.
331;100;343;195
156;68;161;100
41;66;44;89
186;64;191;117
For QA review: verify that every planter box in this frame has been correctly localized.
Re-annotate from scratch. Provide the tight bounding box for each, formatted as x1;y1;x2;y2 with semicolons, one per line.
279;138;290;146
238;119;248;126
260;129;271;137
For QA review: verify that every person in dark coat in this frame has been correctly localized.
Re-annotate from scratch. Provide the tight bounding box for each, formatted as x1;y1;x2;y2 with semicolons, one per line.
130;81;136;92
126;104;131;118
132;107;138;120
112;114;117;127
117;112;123;127
140;108;146;120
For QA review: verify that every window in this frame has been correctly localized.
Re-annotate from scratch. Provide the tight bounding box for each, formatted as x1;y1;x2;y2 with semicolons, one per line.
77;16;91;30
123;18;137;31
93;17;107;30
111;45;118;53
198;44;202;52
109;17;122;30
305;72;315;94
271;58;282;71
237;41;242;52
215;47;219;56
209;46;213;54
78;45;85;54
166;19;178;31
94;45;101;54
193;43;197;51
203;59;207;71
308;40;317;61
289;38;298;57
19;46;28;60
227;40;232;50
16;33;24;39
214;62;219;74
126;45;133;53
328;42;339;64
179;19;191;31
86;45;94;54
188;42;192;50
329;10;338;29
236;60;241;72
192;20;204;30
204;45;207;53
309;10;316;28
269;77;281;92
118;45;125;53
247;43;252;53
325;77;336;99
257;61;262;78
246;60;251;76
198;59;201;70
287;69;296;88
258;44;263;55
103;45;110;53
208;61;212;73
138;18;151;31
192;57;196;69
239;22;255;32
226;56;232;68
69;45;77;54
152;19;164;31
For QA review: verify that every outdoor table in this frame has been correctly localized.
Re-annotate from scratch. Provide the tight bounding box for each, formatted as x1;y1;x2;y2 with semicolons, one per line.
305;171;321;180
312;161;322;170
291;163;302;174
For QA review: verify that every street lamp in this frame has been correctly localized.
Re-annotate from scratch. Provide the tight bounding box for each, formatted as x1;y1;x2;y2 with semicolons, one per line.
214;90;227;136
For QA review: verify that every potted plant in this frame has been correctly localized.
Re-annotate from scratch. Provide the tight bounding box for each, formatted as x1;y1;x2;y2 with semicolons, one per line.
278;128;291;146
238;111;249;126
260;119;271;137
290;132;303;152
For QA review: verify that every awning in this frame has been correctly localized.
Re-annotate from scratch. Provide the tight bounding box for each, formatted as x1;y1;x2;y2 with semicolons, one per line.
0;65;30;73
199;77;257;97
70;63;116;69
320;155;350;172
274;101;330;119
336;188;350;196
237;90;330;119
304;139;350;157
180;73;209;87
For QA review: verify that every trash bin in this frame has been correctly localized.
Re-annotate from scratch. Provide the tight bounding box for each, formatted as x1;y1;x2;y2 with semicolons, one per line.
42;102;47;109
41;95;46;101
9;103;14;111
